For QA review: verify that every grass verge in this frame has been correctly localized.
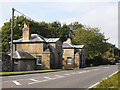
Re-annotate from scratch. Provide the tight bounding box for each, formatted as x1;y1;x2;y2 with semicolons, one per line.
90;71;120;90
0;68;72;76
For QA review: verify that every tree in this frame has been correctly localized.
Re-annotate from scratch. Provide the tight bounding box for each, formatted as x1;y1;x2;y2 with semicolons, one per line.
72;25;110;59
1;16;71;52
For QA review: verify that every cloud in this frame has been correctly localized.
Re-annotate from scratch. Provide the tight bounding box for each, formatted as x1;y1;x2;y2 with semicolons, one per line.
60;3;118;47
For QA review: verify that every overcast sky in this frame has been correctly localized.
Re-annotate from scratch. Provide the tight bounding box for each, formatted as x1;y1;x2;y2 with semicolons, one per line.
0;0;119;47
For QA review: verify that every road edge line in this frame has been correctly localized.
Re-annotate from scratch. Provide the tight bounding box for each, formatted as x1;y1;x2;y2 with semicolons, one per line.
88;70;118;89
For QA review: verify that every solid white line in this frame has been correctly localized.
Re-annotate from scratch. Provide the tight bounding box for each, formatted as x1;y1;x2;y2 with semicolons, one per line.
30;79;38;82
88;82;100;88
108;71;118;78
88;70;118;88
12;80;21;85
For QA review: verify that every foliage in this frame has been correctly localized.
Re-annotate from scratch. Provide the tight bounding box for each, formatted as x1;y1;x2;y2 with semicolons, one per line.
1;16;117;66
1;16;70;52
71;23;110;59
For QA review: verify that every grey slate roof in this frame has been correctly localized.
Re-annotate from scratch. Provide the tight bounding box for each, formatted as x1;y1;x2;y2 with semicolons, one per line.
63;41;84;49
12;34;60;43
13;51;36;59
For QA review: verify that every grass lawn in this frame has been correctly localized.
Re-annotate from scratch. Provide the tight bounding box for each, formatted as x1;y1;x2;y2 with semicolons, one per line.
90;71;120;90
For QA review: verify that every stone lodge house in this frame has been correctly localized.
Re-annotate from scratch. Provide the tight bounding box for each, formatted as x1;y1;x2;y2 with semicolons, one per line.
10;24;62;71
62;38;86;69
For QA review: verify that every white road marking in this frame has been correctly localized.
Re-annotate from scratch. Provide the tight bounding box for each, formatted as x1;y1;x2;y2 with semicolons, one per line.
88;70;118;88
43;77;52;79
72;73;76;75
28;79;50;85
64;74;71;76
12;80;21;85
28;75;65;85
103;67;109;69
88;82;100;88
55;75;64;77
0;77;5;79
30;79;38;82
78;72;82;74
94;69;100;71
108;71;118;78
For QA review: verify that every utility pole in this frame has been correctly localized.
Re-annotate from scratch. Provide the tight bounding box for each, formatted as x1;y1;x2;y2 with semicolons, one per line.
11;8;14;72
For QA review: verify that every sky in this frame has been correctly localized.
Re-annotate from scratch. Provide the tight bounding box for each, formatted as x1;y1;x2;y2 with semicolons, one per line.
0;0;119;48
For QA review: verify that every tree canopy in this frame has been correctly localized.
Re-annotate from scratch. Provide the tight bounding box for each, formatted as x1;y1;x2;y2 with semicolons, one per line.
71;25;110;59
1;16;115;63
1;16;70;52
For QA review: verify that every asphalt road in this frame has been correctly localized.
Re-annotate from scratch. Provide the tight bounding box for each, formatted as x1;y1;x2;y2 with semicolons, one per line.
1;64;119;88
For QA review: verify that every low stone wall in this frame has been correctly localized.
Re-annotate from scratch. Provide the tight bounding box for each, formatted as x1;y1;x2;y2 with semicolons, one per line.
2;53;11;72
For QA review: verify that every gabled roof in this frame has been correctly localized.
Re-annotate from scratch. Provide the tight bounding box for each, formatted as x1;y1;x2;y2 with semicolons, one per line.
44;38;60;43
12;34;60;43
62;42;74;48
62;41;84;49
12;51;36;59
73;45;84;49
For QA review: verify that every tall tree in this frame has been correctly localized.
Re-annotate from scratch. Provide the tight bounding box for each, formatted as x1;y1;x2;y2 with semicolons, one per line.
72;25;110;59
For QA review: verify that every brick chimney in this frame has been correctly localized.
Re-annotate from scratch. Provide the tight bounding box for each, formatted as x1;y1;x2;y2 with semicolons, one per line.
22;24;30;40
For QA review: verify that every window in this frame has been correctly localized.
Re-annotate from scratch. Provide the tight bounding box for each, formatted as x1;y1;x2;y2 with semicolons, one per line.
36;55;42;65
14;60;18;64
67;57;72;64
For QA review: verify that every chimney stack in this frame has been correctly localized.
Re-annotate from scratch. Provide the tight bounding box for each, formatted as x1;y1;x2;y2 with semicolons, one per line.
66;38;72;43
22;24;30;40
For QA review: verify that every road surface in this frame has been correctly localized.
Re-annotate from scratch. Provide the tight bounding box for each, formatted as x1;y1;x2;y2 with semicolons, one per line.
1;64;119;88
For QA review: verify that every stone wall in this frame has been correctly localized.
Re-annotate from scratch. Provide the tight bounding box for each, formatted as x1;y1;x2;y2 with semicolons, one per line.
63;49;74;69
2;53;11;72
13;59;36;71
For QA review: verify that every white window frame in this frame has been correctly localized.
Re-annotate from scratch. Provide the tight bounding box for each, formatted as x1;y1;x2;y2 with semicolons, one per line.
67;57;72;64
36;55;42;65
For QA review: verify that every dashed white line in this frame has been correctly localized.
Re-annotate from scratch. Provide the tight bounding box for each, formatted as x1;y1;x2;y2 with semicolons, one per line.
55;75;64;77
43;77;52;79
64;74;71;76
28;75;65;85
94;69;100;71
28;79;49;85
30;79;38;82
12;80;21;85
72;73;76;75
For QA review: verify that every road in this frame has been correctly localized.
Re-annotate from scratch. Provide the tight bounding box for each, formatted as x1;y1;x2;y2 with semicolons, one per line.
1;64;119;88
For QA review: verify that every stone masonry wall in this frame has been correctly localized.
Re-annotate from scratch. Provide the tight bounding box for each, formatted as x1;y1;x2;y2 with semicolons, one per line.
2;53;11;72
